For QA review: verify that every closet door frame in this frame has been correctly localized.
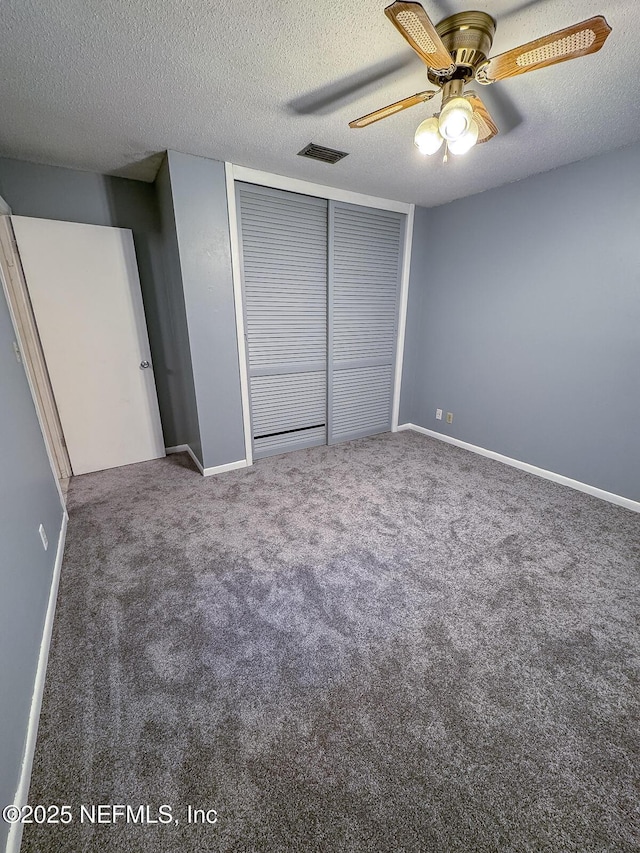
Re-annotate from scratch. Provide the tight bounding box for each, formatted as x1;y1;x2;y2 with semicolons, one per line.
233;183;255;463
225;163;414;467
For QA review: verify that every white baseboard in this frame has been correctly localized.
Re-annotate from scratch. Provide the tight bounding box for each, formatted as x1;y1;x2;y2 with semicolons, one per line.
398;424;640;513
165;444;190;453
165;445;248;478
6;511;68;853
201;459;247;477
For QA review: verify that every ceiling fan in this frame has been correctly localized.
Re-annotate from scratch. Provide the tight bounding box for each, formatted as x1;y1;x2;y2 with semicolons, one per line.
349;2;612;158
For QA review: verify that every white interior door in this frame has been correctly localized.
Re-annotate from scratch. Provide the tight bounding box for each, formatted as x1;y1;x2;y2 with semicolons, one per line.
12;216;165;475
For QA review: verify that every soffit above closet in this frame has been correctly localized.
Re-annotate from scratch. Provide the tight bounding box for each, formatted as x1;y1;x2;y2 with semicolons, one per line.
0;0;638;207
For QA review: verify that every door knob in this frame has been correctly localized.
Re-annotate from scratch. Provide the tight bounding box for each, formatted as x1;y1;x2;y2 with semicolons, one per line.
140;360;150;369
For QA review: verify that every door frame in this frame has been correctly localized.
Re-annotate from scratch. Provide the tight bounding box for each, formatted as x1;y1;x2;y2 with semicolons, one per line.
0;215;72;486
224;163;415;467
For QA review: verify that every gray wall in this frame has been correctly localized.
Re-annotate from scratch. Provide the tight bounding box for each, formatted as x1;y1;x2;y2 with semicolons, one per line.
0;158;174;446
400;143;640;502
0;285;64;850
155;158;202;457
165;151;245;469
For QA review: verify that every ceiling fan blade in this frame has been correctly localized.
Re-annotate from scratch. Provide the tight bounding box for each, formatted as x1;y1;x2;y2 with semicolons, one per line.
349;90;438;128
384;2;456;75
465;92;499;144
476;15;612;84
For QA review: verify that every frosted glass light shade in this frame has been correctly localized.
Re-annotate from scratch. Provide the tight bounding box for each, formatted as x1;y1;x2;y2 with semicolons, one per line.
438;97;473;141
414;117;443;155
447;117;479;155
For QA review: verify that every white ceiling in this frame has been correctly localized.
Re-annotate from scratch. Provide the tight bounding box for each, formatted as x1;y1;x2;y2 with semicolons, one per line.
0;0;638;207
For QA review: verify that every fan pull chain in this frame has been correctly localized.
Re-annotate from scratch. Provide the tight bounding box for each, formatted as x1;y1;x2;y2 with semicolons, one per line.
443;141;449;164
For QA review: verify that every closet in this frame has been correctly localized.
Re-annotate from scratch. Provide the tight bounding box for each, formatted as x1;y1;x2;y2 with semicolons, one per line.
236;183;405;460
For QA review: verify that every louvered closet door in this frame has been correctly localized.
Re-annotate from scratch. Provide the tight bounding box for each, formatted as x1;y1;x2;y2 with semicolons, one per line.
237;183;328;459
328;201;404;445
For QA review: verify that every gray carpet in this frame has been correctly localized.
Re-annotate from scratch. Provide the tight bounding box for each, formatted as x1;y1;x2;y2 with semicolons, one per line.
22;431;640;852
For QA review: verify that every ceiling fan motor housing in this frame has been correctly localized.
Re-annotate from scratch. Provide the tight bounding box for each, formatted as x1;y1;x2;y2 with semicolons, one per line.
428;11;496;83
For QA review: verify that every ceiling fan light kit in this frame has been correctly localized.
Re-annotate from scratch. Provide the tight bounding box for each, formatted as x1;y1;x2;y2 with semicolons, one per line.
447;117;479;156
414;85;481;157
439;95;473;141
414;116;443;154
350;2;612;161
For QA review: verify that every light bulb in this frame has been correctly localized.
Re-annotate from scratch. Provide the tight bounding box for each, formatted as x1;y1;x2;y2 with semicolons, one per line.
438;97;473;142
414;117;443;156
447;118;479;156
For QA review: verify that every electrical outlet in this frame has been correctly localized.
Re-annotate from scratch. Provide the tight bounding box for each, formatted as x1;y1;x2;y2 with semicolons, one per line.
446;412;453;424
435;408;442;420
38;524;48;550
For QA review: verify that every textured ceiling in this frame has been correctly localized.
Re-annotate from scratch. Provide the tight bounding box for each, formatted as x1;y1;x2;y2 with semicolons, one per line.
0;0;638;206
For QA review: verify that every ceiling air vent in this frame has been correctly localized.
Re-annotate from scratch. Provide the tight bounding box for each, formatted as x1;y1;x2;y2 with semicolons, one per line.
297;143;349;164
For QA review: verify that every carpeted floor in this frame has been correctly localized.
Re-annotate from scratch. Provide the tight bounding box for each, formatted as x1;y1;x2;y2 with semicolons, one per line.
22;431;640;852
